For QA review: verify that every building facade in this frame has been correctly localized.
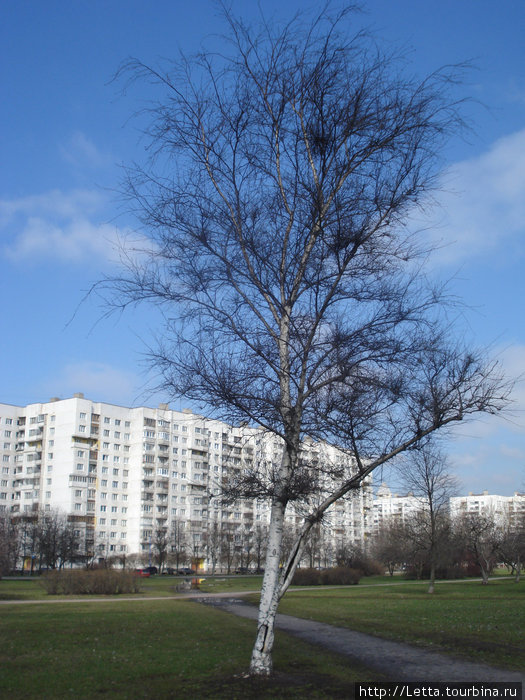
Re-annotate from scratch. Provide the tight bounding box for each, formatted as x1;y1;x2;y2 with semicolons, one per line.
0;394;373;569
449;491;525;527
373;484;525;533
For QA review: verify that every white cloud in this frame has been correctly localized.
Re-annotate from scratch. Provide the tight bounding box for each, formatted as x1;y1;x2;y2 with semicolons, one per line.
421;128;525;265
0;189;104;224
5;216;122;264
0;189;128;266
1;188;157;268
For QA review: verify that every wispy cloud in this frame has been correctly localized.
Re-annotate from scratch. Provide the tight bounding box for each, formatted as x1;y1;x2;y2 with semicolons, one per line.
42;361;140;406
59;131;113;170
0;189;126;266
421;128;525;266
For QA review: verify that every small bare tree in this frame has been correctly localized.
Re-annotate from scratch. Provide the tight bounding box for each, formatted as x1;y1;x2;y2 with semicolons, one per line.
372;519;407;576
498;507;525;583
168;518;188;571
152;526;170;572
105;5;511;675
455;511;501;584
205;520;222;574
0;515;20;577
397;446;458;592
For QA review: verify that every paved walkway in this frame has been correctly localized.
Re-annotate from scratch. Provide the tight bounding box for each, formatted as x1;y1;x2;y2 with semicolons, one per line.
199;597;525;686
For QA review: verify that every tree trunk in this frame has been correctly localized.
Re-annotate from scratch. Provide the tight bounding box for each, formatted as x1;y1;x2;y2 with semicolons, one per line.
249;500;286;676
428;561;435;594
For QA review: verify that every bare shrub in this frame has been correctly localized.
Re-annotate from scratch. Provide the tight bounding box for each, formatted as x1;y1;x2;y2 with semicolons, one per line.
41;569;141;595
292;566;361;586
291;568;322;586
321;567;361;586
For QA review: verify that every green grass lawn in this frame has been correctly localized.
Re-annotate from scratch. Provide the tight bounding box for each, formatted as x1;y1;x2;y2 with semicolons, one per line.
274;578;525;671
2;573;523;696
0;598;381;699
0;573;264;600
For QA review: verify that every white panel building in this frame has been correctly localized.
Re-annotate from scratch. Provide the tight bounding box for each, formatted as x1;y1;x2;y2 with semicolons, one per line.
372;484;525;533
0;395;373;569
449;491;525;527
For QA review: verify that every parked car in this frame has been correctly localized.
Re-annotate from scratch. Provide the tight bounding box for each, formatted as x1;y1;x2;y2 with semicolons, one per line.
134;566;158;577
177;568;194;575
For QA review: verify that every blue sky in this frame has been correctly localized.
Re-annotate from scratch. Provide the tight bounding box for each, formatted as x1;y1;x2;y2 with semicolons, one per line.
1;1;524;495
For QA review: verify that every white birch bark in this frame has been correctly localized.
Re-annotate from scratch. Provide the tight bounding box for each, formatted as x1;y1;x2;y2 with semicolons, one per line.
249;499;286;675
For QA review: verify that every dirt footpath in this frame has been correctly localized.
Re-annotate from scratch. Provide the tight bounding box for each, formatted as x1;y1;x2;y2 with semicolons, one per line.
200;597;525;686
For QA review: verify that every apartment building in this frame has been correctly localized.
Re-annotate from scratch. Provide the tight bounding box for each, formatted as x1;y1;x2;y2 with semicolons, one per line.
372;484;525;533
449;491;525;527
0;394;373;568
372;483;422;531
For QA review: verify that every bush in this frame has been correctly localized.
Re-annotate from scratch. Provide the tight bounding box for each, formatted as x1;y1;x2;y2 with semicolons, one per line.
291;566;361;586
337;548;384;576
320;567;361;586
40;569;142;595
291;568;322;585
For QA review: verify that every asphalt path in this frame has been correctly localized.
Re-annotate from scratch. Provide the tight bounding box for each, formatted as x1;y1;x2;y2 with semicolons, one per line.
197;596;525;688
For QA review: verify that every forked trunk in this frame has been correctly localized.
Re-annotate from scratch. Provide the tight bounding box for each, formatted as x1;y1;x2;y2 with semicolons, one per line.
249;500;286;676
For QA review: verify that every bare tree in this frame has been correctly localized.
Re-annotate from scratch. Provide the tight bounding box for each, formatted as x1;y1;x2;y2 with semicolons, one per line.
498;507;525;583
0;515;20;577
168;518;188;571
36;509;79;571
220;524;237;574
106;5;510;675
152;526;170;572
397;446;458;592
205;520;221;574
237;525;254;571
455;512;501;584
372;519;406;577
304;523;323;569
